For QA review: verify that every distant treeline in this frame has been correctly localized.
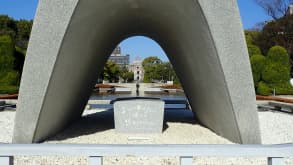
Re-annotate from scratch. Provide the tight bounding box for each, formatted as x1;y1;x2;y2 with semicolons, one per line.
0;15;32;51
0;15;33;94
1;13;293;95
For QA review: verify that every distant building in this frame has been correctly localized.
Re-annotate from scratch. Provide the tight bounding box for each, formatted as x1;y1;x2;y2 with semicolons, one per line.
108;46;130;67
128;56;144;82
287;4;293;15
112;46;121;55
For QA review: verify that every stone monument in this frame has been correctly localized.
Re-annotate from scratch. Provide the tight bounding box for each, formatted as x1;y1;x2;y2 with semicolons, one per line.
13;0;261;144
114;99;165;133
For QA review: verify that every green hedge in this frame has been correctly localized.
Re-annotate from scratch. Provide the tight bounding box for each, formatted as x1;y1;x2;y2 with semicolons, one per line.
250;54;266;86
0;71;20;86
257;81;272;96
0;85;18;94
257;81;293;96
262;63;290;84
272;82;293;95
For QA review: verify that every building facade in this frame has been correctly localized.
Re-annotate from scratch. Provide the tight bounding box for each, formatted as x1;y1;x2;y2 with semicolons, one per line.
128;57;144;82
108;46;130;67
289;4;293;15
287;4;293;15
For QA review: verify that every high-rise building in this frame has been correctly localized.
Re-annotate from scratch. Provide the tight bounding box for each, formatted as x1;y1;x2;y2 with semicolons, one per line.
112;46;121;55
108;46;130;67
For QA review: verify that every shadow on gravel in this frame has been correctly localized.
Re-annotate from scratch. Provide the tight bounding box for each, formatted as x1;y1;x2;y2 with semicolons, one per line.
163;109;198;131
49;109;198;141
49;109;115;141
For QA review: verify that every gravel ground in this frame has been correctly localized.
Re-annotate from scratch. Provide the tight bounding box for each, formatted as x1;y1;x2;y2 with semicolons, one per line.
0;110;15;143
1;107;293;164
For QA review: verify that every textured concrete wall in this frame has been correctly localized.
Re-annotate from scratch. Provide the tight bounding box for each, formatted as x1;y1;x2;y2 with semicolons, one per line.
13;0;261;144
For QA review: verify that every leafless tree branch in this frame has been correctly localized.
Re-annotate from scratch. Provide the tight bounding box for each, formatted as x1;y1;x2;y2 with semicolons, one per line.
255;0;293;19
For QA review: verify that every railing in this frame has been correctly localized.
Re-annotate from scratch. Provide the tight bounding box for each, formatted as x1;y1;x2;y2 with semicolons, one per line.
0;144;293;165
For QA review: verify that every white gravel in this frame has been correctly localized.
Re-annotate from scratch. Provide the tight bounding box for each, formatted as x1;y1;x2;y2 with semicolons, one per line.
0;110;15;143
259;111;293;144
1;107;293;164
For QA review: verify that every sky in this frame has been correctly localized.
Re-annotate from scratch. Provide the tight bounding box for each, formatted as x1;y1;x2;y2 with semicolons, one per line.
0;0;272;62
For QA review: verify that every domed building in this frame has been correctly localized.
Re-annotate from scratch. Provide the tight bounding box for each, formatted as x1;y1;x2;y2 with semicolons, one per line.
128;56;144;82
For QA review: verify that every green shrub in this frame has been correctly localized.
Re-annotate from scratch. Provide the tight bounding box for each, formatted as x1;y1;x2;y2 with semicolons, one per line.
0;85;18;94
272;82;293;95
262;63;290;83
267;46;289;66
0;70;20;86
247;44;262;57
250;54;266;86
257;81;272;96
252;45;293;96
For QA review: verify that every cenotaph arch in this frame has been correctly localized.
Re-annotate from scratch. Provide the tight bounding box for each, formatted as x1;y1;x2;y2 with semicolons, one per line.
13;0;261;144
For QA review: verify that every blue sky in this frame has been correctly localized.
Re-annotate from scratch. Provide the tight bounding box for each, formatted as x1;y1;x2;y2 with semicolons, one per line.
0;0;272;62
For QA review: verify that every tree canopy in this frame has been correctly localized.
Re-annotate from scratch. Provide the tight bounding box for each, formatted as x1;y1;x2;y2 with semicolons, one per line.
119;66;134;83
142;56;180;84
0;15;28;93
0;35;20;93
255;15;293;72
0;15;32;50
101;61;120;83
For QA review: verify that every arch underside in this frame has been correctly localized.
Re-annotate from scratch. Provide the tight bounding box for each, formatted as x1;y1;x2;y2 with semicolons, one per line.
13;0;261;143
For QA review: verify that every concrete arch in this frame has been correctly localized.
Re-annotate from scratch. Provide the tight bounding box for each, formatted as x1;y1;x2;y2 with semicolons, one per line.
13;0;261;143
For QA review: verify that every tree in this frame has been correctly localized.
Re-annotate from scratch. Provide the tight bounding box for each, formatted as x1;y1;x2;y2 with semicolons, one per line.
142;56;180;84
0;15;33;50
119;66;134;82
0;35;15;72
256;15;293;74
245;30;263;57
161;62;180;84
0;35;20;93
0;15;17;38
142;56;162;68
142;56;163;82
250;54;266;86
247;44;262;57
14;46;25;74
102;61;120;83
255;0;293;20
16;20;33;49
0;15;28;80
245;30;261;45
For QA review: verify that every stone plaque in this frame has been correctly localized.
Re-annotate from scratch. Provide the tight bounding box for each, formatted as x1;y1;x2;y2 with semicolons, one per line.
114;99;165;133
